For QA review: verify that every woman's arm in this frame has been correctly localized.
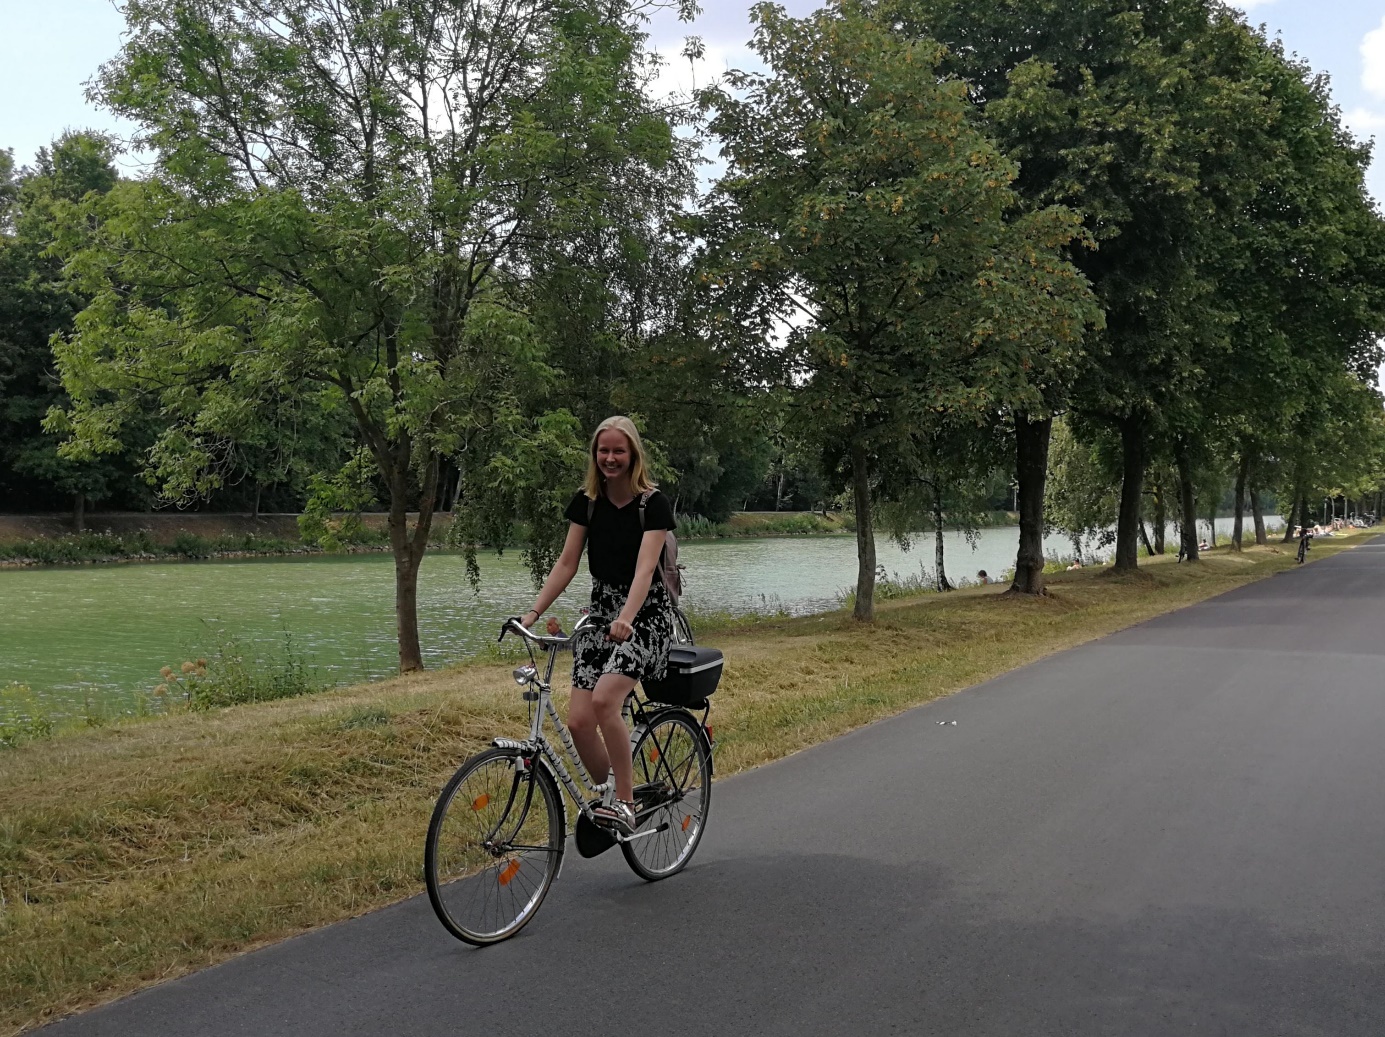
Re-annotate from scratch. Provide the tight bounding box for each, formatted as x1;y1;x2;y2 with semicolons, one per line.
521;522;586;627
609;529;668;642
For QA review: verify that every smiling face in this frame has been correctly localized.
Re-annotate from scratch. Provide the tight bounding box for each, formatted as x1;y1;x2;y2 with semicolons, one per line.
594;429;633;483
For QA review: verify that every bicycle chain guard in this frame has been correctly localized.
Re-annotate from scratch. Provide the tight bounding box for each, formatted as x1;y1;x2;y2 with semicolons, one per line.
574;813;617;858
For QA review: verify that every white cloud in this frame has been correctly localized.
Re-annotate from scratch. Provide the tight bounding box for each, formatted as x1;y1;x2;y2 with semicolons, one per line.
1364;16;1385;99
1232;0;1277;11
1344;107;1385;135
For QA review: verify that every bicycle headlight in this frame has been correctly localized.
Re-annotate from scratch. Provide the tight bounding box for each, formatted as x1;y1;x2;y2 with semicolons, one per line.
513;664;537;686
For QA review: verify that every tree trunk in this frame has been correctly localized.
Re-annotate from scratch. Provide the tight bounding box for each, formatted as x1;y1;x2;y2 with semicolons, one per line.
1231;455;1248;552
1152;482;1166;555
1113;417;1146;572
1176;440;1199;562
1139;520;1155;557
251;481;262;520
1302;496;1313;534
933;483;952;592
1010;412;1051;594
851;440;876;621
1282;495;1298;543
388;487;426;673
775;468;786;512
1250;483;1267;546
386;453;442;673
73;492;85;533
1207;496;1218;548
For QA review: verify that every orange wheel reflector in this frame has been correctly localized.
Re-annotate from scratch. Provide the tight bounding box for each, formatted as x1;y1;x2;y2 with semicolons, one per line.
649;747;660;761
681;815;691;832
471;793;490;812
498;860;521;886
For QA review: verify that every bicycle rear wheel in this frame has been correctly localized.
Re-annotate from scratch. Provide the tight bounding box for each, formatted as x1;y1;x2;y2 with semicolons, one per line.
622;710;711;880
425;747;564;945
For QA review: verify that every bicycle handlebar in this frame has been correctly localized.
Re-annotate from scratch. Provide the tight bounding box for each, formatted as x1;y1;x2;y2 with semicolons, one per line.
499;612;597;648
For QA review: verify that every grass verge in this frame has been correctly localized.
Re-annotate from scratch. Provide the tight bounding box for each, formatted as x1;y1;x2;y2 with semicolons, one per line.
0;531;1369;1034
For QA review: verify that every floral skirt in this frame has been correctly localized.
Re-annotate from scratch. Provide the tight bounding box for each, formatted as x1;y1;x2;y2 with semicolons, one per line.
571;579;673;690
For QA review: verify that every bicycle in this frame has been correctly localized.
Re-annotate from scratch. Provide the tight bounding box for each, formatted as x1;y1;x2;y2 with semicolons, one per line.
1297;531;1312;564
424;613;716;945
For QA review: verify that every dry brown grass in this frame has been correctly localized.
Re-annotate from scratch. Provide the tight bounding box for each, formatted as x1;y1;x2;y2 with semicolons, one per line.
0;531;1368;1034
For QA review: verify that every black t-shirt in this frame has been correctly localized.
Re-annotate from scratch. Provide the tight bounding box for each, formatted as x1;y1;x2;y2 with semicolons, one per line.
565;489;675;588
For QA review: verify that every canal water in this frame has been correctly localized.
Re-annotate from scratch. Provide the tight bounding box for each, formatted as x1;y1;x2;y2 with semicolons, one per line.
0;518;1278;719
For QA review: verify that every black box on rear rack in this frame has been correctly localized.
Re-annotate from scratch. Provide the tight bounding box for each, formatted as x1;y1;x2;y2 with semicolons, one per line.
642;646;723;708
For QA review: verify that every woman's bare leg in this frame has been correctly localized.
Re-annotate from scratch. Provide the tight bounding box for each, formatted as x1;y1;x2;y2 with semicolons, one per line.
592;673;638;802
566;688;611;787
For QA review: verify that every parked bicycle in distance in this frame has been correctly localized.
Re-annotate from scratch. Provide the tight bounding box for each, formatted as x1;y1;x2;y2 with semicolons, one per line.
424;612;721;945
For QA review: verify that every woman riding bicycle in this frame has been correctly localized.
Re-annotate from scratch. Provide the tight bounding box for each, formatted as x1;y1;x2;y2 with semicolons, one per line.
519;415;675;835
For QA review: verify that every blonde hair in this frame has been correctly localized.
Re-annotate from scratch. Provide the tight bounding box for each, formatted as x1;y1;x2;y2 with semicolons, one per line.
583;415;656;500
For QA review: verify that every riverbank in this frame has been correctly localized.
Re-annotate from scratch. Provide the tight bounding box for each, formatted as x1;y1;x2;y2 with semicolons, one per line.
0;531;1368;1034
0;510;881;568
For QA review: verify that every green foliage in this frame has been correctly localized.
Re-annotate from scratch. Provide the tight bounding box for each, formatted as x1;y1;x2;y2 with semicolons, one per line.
700;4;1098;617
675;515;730;539
1045;418;1119;551
298;449;380;551
157;632;321;711
47;0;699;669
674;512;847;539
0;133;147;513
0;529;313;564
0;684;55;749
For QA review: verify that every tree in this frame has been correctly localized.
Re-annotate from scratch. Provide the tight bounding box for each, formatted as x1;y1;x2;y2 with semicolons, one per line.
0;133;141;523
880;416;1006;592
1190;22;1385;555
699;3;1097;620
888;0;1287;574
1045;417;1118;563
52;0;694;671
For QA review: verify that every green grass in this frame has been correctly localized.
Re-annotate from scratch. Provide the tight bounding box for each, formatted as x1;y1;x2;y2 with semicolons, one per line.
0;531;1370;1035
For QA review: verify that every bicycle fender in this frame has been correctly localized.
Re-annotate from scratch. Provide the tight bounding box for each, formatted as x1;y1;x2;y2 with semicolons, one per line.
490;739;571;840
533;753;569;839
634;706;716;777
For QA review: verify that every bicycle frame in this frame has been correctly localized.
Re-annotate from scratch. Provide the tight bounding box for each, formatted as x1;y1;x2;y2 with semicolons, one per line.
496;615;711;839
498;616;649;830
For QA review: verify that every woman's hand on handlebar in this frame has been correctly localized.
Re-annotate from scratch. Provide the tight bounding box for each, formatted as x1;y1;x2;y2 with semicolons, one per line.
520;609;539;630
607;618;634;643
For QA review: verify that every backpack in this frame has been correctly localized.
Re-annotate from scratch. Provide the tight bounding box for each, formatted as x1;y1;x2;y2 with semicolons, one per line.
585;489;684;604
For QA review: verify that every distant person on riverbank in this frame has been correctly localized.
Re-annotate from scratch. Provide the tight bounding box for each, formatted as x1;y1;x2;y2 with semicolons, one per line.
976;570;989;585
517;415;675;835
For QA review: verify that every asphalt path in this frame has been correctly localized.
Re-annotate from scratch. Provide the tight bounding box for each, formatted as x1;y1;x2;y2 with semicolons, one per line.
43;539;1385;1036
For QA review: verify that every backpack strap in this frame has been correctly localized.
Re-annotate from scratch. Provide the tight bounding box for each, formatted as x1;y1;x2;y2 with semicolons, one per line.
638;489;667;586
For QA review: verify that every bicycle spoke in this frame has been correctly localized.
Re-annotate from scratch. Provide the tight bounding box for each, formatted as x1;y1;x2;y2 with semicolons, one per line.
425;749;564;944
623;712;710;880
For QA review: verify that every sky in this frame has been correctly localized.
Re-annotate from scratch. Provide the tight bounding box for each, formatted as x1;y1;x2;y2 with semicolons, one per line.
0;0;1382;207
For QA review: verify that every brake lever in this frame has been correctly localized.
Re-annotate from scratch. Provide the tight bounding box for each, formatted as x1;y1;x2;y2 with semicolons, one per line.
498;617;521;643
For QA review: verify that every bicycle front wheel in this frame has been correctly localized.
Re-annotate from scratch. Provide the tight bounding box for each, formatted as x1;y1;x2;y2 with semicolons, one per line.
425;747;564;945
623;710;712;880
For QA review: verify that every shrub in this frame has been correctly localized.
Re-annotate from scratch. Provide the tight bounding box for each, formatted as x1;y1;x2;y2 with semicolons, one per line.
676;515;731;539
0;684;55;749
159;631;323;710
